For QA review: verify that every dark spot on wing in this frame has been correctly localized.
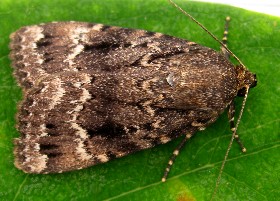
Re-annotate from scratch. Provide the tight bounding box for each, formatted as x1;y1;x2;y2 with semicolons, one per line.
87;122;126;138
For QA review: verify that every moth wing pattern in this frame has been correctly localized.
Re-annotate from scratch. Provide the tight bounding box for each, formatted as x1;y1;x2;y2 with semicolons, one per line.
10;22;238;173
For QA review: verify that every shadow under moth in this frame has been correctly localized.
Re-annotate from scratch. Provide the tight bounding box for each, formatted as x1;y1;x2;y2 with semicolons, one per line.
9;0;257;194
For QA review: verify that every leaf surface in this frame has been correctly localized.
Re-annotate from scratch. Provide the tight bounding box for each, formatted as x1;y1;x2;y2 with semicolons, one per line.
0;0;279;200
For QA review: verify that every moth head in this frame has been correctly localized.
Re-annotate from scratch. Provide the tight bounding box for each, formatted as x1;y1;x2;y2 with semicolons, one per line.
236;65;257;97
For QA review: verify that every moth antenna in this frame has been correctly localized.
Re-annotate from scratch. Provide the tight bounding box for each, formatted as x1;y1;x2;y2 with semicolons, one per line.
168;0;247;70
210;86;250;201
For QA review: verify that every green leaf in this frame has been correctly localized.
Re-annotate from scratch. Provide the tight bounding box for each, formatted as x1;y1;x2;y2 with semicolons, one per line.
0;0;279;200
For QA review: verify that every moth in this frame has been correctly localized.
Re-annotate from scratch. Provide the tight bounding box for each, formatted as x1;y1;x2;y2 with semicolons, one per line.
9;0;257;187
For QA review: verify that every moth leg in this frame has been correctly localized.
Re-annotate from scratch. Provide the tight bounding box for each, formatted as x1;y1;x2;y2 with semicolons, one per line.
161;130;195;182
228;101;247;152
221;16;230;60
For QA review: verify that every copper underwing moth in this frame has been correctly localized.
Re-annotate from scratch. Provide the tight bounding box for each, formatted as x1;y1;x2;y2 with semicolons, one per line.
9;0;257;198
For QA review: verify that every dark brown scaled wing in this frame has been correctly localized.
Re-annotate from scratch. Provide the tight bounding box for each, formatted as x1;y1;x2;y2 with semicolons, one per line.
9;22;238;173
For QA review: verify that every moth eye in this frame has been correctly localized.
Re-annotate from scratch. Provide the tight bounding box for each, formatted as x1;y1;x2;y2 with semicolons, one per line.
237;87;246;97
